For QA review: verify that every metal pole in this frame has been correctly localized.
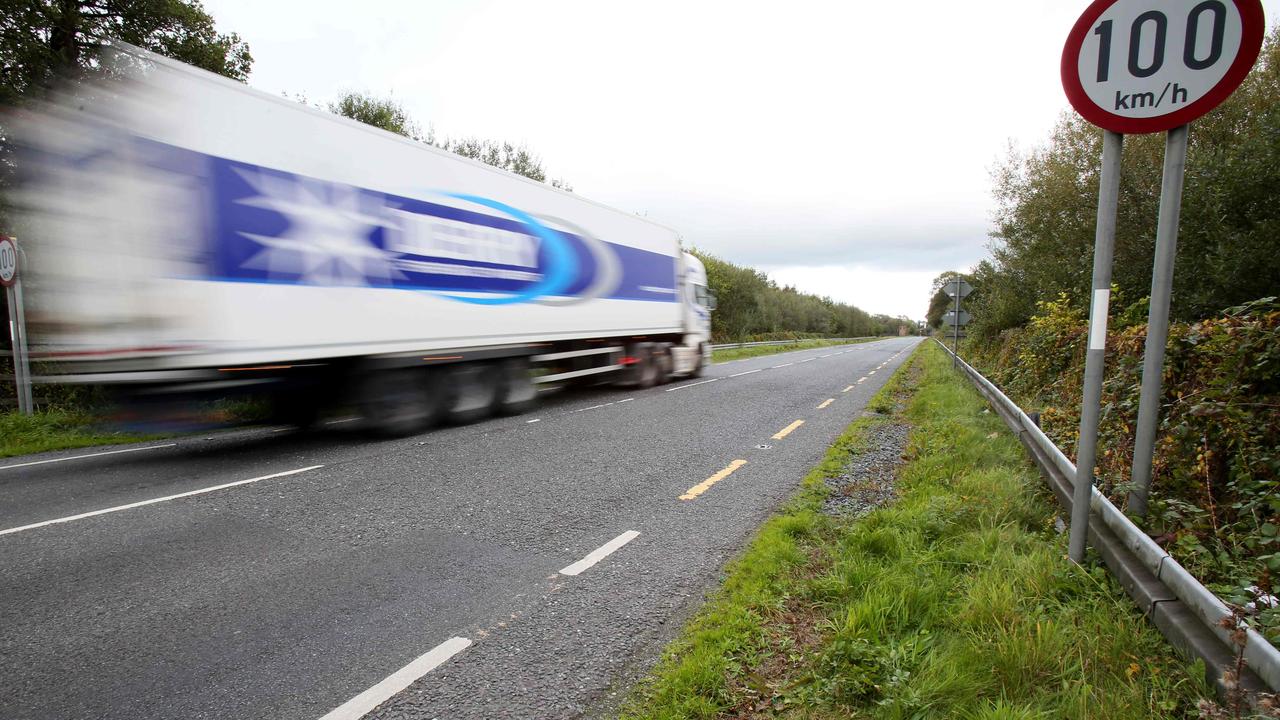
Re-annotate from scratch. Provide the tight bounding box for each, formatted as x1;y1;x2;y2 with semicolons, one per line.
1128;124;1189;517
13;278;32;414
1069;130;1124;563
952;281;960;368
7;283;30;415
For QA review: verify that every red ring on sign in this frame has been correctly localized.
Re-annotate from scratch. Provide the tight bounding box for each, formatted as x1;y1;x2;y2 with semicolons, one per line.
1061;0;1266;134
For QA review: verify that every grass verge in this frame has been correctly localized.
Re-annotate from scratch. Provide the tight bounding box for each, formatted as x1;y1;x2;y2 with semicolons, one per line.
0;410;158;459
712;338;880;364
620;341;1209;719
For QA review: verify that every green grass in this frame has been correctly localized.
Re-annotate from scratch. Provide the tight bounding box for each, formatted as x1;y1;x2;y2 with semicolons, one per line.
0;410;157;459
620;342;1209;719
712;337;882;363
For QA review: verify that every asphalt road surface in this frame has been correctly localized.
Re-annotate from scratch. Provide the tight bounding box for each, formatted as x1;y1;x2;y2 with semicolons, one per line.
0;336;921;720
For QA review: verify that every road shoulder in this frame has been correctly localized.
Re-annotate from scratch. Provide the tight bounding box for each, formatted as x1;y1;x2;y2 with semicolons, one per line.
614;342;1210;718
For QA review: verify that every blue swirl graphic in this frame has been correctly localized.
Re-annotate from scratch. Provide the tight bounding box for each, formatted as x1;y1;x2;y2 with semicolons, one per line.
436;193;578;305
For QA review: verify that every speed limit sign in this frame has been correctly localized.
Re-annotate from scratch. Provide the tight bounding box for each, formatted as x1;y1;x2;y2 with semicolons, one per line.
1062;0;1265;133
0;237;17;288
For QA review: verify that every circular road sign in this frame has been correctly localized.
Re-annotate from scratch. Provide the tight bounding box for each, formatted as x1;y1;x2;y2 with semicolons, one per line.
1062;0;1265;134
0;237;17;287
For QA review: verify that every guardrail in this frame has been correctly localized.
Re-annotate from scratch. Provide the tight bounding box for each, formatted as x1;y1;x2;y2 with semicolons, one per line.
935;339;1280;698
710;337;874;351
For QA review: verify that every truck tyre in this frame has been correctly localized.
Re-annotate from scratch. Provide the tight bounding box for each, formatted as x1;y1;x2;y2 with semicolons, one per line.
445;363;500;424
358;368;438;437
689;344;707;378
495;358;536;415
655;346;674;385
636;344;659;389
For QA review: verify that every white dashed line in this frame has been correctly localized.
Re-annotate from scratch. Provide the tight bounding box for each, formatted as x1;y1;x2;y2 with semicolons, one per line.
0;465;325;537
560;530;640;576
729;369;763;378
858;377;868;383
319;637;472;720
526;418;542;423
666;378;721;392
772;363;794;368
842;385;854;393
798;358;816;364
0;443;179;471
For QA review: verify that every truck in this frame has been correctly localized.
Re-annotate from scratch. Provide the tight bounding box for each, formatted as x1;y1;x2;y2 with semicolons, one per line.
11;45;715;435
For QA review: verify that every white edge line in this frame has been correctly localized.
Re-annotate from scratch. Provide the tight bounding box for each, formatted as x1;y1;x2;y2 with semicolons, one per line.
0;465;324;537
560;530;640;576
617;398;634;403
0;443;179;471
318;637;472;720
729;368;763;378
665;378;720;392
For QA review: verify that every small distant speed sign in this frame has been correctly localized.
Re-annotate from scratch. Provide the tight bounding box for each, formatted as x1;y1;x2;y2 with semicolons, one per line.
0;237;17;287
1062;0;1265;133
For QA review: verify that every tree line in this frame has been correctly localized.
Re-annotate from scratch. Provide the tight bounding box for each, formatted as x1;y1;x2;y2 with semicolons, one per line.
694;250;913;342
934;26;1280;341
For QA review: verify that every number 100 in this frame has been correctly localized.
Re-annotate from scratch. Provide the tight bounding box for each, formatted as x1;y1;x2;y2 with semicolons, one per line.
1094;0;1228;82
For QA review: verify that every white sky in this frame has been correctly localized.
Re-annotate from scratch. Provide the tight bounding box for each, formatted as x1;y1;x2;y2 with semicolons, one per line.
203;0;1278;320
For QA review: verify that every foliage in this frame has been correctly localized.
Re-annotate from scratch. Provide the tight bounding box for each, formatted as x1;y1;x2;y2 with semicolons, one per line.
0;408;156;458
325;90;572;189
692;249;914;342
965;296;1280;635
621;343;1209;719
328;91;423;140
970;26;1280;341
0;0;252;105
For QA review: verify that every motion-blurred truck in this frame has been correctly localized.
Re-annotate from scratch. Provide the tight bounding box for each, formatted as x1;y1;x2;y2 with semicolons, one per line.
11;45;714;435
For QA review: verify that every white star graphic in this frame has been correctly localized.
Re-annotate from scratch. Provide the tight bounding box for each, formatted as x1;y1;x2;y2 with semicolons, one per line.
233;168;403;286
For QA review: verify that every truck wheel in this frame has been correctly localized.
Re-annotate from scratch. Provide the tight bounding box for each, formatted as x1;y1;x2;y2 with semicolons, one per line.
445;363;500;424
655;347;674;385
495;358;536;415
633;343;659;389
358;368;438;437
689;344;707;378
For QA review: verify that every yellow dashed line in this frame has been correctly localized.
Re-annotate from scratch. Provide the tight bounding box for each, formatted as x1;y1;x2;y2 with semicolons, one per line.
817;399;834;409
842;385;854;393
772;419;805;440
680;459;748;500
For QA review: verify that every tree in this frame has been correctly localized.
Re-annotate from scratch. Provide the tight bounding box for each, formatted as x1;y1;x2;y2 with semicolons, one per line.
328;91;423;141
0;0;253;105
327;90;573;189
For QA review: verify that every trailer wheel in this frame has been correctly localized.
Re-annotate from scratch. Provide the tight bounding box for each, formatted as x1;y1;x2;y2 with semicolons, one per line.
445;363;500;424
655;346;674;385
495;358;537;415
635;344;659;389
358;368;438;437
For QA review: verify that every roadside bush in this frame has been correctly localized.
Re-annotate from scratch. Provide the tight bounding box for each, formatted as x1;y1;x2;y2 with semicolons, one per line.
965;295;1280;630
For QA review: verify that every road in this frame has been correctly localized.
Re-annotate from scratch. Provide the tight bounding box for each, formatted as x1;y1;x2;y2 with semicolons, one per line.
0;336;921;720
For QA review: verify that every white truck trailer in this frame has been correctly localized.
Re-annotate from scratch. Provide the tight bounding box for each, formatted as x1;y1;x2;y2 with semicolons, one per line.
12;45;714;435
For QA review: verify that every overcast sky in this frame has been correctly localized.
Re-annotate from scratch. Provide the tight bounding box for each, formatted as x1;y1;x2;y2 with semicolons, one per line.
203;0;1278;320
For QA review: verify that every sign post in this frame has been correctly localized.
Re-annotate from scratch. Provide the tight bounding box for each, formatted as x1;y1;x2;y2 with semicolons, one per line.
1061;0;1264;558
1;236;32;415
943;279;972;368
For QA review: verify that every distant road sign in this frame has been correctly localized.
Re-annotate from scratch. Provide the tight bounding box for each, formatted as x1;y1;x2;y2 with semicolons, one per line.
0;237;17;287
944;310;971;326
1062;0;1265;134
944;279;973;298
